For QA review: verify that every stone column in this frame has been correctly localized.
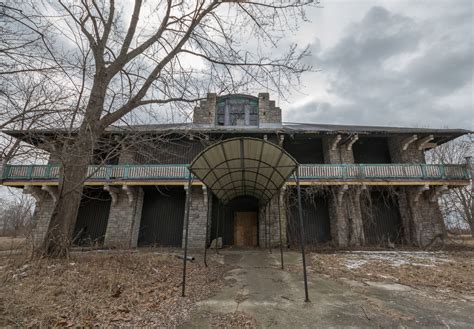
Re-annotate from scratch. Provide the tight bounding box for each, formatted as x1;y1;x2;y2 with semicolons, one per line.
400;186;445;247
389;135;446;246
104;186;144;248
182;185;208;249
322;136;362;247
23;186;55;247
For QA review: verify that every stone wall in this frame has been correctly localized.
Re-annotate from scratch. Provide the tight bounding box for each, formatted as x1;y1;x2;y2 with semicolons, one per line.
104;187;144;248
182;186;209;249
388;135;425;163
258;93;282;125
193;93;217;126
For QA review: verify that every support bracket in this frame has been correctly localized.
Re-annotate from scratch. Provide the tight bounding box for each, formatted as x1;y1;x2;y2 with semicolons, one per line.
402;134;418;151
337;185;349;204
345;134;359;151
414;185;430;202
122;185;136;206
417;135;434;150
41;185;58;203
331;134;342;151
355;184;367;198
23;185;43;202
104;185;120;205
430;185;449;202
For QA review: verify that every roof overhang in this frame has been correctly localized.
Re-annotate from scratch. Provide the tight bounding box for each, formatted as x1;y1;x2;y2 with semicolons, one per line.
189;137;298;204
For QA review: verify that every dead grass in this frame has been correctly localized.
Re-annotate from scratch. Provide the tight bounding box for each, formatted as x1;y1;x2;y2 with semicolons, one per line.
0;250;230;327
308;250;474;295
0;237;25;251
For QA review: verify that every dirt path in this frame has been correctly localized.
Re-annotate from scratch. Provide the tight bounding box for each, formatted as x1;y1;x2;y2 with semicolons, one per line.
181;250;474;328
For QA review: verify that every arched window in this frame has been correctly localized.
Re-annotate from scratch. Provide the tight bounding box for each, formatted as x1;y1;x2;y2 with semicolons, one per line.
216;95;258;126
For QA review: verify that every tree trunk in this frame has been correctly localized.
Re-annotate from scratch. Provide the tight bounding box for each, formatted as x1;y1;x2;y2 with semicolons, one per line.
40;128;99;257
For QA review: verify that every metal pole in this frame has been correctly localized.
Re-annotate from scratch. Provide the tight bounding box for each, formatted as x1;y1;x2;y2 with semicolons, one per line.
181;172;193;297
204;189;211;267
268;199;272;253
295;169;310;302
264;204;268;249
215;202;220;254
278;189;284;270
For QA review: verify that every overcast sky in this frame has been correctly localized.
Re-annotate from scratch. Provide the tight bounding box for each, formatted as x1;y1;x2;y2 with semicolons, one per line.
281;0;473;130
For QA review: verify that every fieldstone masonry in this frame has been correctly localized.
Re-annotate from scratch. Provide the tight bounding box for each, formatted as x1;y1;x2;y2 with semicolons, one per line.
24;186;55;247
182;185;208;249
389;135;446;245
104;187;144;248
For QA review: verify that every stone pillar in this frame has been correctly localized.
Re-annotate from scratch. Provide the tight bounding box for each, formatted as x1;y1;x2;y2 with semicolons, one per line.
23;186;55;247
104;186;144;248
399;186;446;247
389;135;446;246
118;141;136;164
182;185;208;249
322;136;362;247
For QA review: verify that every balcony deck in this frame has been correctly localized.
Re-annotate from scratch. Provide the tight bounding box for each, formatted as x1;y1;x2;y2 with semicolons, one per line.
1;163;470;187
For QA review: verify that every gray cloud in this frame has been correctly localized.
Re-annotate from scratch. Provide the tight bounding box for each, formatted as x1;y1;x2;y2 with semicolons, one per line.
286;4;473;129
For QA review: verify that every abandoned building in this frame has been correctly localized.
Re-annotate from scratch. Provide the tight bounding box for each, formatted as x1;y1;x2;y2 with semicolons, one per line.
0;93;471;249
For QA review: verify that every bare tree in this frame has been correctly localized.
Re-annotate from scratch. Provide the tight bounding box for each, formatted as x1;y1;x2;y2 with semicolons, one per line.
1;1;314;256
427;136;473;237
0;193;35;237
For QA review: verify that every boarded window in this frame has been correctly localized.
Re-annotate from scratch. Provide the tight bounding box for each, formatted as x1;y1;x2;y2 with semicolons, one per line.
73;188;112;246
138;187;185;247
361;191;403;244
287;188;331;245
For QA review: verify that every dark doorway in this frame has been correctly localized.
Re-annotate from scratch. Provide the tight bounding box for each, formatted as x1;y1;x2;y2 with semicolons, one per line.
283;137;324;163
353;137;391;163
361;191;403;244
211;195;259;246
287;188;331;245
73;188;112;246
138;187;186;247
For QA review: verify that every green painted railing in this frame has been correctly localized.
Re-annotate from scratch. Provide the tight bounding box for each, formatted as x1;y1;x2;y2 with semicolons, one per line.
0;163;470;182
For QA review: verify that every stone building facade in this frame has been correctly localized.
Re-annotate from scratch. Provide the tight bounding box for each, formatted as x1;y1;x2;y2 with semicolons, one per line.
1;93;470;250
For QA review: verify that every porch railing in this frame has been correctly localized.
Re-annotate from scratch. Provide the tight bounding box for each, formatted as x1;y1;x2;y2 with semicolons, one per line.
1;163;470;182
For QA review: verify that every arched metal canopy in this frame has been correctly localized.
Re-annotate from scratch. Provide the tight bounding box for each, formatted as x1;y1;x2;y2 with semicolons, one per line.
189;137;298;205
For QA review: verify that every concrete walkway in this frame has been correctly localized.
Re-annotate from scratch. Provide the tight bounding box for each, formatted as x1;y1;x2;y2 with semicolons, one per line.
181;250;473;328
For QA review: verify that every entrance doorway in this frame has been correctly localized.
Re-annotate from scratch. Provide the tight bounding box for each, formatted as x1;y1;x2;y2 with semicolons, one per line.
234;212;258;247
211;195;259;246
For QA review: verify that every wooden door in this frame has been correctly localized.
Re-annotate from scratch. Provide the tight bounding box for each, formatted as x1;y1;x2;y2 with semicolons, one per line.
234;212;258;247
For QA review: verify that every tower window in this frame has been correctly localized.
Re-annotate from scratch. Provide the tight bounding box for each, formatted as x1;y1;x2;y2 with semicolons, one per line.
216;96;258;126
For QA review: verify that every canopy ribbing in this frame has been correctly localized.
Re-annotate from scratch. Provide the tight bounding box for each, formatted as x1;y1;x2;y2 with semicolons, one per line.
189;137;298;204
